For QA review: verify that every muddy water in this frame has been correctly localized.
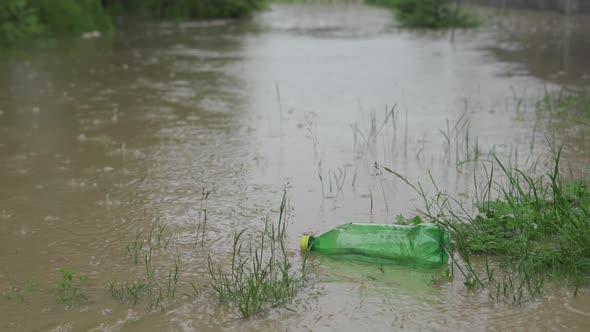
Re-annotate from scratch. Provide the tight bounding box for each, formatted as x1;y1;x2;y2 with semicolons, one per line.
1;3;590;331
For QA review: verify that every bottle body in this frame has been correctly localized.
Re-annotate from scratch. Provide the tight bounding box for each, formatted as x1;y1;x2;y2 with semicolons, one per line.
304;223;449;268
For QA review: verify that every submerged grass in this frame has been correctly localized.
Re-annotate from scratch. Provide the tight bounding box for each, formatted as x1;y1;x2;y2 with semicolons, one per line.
1;281;38;302
381;146;590;302
109;281;148;306
207;191;307;318
537;89;590;115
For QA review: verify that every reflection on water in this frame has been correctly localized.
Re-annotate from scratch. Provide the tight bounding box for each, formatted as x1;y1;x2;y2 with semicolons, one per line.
0;3;590;331
482;8;590;86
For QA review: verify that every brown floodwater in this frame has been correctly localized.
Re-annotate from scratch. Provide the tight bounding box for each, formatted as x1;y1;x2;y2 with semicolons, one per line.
1;3;590;331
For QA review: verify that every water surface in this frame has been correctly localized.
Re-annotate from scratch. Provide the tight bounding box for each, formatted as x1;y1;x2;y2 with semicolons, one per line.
1;3;590;331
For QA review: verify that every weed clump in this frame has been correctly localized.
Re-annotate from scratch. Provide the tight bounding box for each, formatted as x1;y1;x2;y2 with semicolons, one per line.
452;152;590;293
54;269;89;304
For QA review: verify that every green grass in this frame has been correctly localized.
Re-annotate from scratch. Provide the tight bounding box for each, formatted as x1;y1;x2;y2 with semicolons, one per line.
207;191;308;318
381;146;590;302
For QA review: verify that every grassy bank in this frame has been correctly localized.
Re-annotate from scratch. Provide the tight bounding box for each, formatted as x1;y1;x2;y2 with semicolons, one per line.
366;0;479;28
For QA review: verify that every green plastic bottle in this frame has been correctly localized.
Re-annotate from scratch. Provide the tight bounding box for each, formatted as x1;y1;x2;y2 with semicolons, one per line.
300;223;449;268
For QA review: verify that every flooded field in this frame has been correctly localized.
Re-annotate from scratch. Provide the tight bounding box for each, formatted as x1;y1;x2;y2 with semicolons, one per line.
1;3;590;331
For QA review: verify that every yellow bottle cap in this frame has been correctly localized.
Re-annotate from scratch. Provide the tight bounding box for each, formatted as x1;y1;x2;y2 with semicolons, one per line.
300;235;312;251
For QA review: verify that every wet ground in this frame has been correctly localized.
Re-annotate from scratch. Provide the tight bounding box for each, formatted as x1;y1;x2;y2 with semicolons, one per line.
1;3;590;331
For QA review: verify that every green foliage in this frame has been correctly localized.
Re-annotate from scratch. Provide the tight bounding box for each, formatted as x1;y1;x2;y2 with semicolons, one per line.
1;0;266;45
0;0;44;45
366;0;479;28
105;0;268;20
54;269;89;304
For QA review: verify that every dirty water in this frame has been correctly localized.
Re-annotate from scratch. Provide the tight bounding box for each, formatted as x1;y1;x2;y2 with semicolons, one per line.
1;3;590;331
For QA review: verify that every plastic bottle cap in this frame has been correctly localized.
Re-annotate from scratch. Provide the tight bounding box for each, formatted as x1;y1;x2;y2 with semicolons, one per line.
300;235;312;251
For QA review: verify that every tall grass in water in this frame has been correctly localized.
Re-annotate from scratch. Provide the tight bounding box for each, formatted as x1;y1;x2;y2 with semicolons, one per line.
207;191;307;318
195;188;211;248
113;219;180;311
381;147;590;302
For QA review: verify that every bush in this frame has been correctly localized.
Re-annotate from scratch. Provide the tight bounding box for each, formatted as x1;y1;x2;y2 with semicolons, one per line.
36;0;111;33
0;0;110;45
367;0;479;28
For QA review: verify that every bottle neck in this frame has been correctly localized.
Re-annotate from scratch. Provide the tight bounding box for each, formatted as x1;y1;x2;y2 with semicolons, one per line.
300;235;315;251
